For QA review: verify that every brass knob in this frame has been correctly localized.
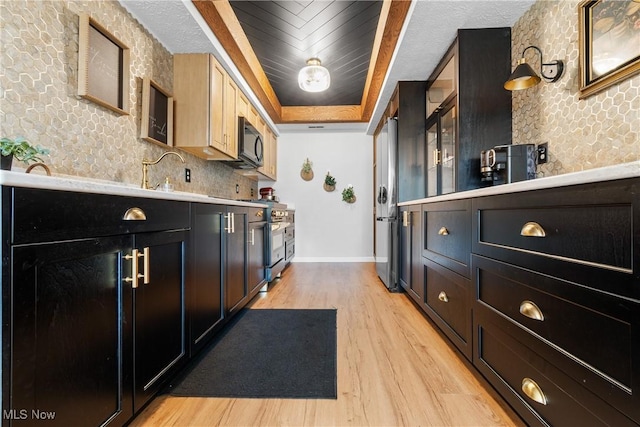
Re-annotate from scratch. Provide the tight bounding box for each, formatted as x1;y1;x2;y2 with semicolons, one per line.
519;300;544;321
438;291;449;303
438;226;449;236
520;221;546;237
521;378;547;405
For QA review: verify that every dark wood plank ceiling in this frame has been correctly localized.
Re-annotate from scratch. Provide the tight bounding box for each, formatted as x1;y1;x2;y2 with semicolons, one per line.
229;0;383;107
193;0;411;123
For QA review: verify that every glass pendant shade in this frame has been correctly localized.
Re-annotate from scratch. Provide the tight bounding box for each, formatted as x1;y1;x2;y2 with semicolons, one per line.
504;58;542;91
298;58;330;92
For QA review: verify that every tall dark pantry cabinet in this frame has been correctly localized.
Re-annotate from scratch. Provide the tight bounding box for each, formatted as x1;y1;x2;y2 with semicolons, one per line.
426;28;512;196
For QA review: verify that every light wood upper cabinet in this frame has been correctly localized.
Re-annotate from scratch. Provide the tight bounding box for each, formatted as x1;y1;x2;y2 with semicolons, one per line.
223;77;238;157
237;91;249;118
257;127;277;181
174;53;278;177
173;53;237;160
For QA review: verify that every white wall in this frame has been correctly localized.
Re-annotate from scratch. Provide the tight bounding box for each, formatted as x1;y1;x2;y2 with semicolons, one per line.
260;129;374;262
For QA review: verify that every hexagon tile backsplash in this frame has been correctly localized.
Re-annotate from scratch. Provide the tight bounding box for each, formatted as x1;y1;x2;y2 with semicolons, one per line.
0;0;258;200
511;0;639;176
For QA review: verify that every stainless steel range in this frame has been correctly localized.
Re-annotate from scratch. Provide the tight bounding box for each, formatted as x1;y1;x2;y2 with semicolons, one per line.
245;199;289;282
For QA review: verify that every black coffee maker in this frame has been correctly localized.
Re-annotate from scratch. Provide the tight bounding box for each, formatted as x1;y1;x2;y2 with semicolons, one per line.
480;144;537;185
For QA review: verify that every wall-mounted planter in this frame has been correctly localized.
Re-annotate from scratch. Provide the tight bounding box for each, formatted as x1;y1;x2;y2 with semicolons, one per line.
300;158;314;181
324;171;336;191
342;185;356;203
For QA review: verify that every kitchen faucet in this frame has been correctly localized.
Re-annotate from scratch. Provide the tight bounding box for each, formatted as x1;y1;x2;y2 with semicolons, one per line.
141;151;185;189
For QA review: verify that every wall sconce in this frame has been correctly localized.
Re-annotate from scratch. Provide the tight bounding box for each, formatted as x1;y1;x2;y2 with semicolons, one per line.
504;45;564;91
298;58;330;92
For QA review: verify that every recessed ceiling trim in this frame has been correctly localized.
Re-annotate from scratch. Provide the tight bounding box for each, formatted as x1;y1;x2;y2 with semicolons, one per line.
360;0;411;121
193;0;282;121
281;105;362;123
193;0;409;125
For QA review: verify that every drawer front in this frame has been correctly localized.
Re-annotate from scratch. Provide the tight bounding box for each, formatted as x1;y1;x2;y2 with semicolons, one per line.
477;204;631;270
474;255;637;398
423;199;471;277
474;316;637;427
11;187;190;244
424;258;471;360
472;178;638;299
247;207;266;222
285;241;295;261
285;225;295;241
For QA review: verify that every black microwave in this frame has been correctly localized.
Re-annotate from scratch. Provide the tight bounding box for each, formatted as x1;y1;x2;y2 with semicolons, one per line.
226;117;264;169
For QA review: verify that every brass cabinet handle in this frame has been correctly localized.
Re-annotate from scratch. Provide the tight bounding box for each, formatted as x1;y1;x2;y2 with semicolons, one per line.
225;213;233;233
256;210;264;217
519;300;544;321
123;249;143;288
521;378;547;405
520;221;546;237
438;226;449;236
122;207;146;221
143;247;150;285
433;149;441;166
402;211;409;227
438;291;449;303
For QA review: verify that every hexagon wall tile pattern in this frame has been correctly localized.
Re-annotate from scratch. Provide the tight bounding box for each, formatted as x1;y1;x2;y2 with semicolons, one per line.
511;0;639;176
0;0;259;199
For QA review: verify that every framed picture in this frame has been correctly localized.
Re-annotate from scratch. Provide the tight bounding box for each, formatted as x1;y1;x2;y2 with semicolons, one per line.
579;0;640;99
140;78;173;146
78;14;130;114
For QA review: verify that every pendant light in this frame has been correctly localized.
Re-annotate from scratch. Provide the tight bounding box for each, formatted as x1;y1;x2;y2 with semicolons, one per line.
298;58;330;92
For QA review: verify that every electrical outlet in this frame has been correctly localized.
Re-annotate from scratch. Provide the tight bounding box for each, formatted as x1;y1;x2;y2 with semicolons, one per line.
537;143;548;164
185;168;191;182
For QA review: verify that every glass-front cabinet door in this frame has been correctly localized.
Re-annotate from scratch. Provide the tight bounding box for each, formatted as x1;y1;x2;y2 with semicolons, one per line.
440;104;456;195
426;100;456;196
426;120;438;197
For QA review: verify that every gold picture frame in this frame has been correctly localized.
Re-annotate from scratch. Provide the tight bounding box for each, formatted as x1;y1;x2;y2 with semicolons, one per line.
579;0;640;99
140;78;173;147
78;14;130;114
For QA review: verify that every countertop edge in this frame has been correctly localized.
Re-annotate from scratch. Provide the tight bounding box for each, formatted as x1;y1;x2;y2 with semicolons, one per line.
399;161;640;206
0;171;268;208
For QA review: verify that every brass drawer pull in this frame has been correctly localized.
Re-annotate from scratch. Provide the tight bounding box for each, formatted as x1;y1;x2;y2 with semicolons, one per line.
521;378;547;405
519;300;544;321
438;291;449;303
143;247;150;285
122;207;146;221
123;249;144;288
438;226;449;236
520;221;546;237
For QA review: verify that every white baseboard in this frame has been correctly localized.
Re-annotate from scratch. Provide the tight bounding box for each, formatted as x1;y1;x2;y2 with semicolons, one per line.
292;257;375;263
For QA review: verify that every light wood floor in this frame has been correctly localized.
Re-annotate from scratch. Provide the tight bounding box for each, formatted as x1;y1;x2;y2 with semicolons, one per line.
131;263;524;426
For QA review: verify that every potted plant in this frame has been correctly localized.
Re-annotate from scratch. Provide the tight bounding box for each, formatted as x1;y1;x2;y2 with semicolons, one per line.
323;171;336;192
1;137;49;170
300;158;314;181
342;184;356;203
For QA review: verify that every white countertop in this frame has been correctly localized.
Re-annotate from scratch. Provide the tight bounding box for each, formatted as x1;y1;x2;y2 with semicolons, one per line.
0;170;268;208
399;161;640;206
